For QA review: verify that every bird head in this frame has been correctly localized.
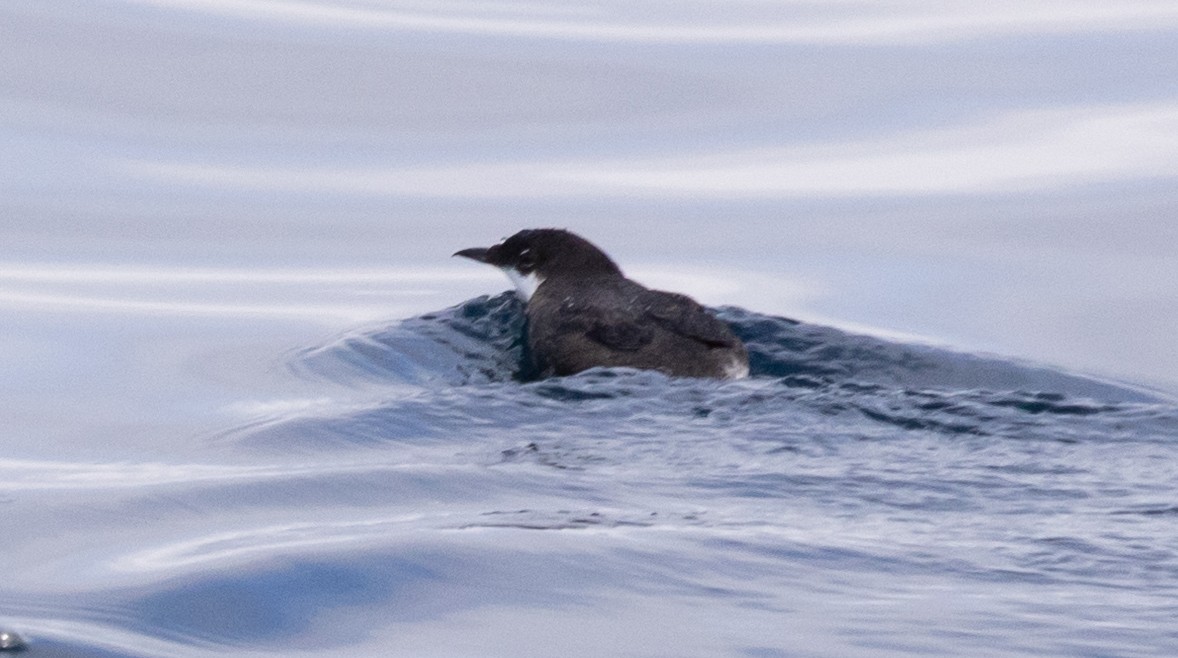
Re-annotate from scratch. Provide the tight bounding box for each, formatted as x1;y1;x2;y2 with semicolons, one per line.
454;229;622;301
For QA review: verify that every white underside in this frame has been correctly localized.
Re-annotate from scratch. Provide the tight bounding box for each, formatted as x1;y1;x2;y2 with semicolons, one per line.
503;268;544;302
724;357;750;380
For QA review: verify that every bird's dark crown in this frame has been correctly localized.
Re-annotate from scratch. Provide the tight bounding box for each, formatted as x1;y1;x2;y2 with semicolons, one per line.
456;229;623;278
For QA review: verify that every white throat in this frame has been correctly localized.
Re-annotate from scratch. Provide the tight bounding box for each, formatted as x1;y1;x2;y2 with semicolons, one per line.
504;268;544;302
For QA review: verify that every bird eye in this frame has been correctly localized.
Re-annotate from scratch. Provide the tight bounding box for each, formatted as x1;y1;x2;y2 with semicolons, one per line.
517;250;537;270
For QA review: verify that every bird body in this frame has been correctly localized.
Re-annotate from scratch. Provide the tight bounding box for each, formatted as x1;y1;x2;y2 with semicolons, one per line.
455;229;748;380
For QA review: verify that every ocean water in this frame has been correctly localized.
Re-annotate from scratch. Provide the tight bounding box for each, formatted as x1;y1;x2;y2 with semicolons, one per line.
4;1;1178;657
4;292;1178;657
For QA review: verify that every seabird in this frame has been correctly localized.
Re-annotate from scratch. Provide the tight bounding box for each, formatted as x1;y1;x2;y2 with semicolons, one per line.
454;229;749;379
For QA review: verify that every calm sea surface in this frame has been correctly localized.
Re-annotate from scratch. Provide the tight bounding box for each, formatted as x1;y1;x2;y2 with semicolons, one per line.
3;2;1177;656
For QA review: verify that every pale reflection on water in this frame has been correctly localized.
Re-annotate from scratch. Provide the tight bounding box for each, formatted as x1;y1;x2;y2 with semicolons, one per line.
4;0;1176;389
117;103;1178;198
0;263;486;321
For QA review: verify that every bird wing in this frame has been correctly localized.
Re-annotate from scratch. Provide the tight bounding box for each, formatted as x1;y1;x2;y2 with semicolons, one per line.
565;284;736;352
584;315;654;351
640;290;741;348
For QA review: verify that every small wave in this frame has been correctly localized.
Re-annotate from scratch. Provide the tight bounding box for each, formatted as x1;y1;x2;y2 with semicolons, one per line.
294;293;531;387
242;294;1178;456
297;292;1160;401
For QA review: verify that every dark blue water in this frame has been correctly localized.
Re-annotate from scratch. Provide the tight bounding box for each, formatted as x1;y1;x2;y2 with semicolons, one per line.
7;294;1175;657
